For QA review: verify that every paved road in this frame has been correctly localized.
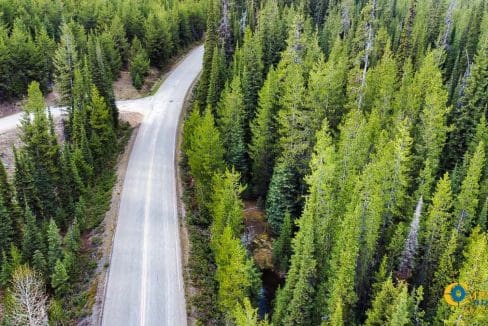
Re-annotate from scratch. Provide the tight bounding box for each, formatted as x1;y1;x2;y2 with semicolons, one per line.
102;46;203;326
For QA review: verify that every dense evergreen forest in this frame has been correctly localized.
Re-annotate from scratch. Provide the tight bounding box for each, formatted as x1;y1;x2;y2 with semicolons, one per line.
183;0;488;325
0;0;207;323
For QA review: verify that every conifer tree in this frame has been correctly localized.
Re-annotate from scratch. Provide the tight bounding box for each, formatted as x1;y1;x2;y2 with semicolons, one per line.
0;199;13;258
446;227;488;324
129;37;150;90
21;207;43;261
89;86;117;167
54;22;79;107
210;169;245;247
46;219;62;276
272;211;293;273
454;141;485;235
233;297;269;326
240;27;263;136
272;198;316;325
187;108;225;211
51;259;69;297
217;77;248;176
418;173;453;300
249;67;281;197
206;45;227;108
214;226;254;319
306;38;348;133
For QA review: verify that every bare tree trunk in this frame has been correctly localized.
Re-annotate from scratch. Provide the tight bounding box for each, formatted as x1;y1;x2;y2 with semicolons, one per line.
7;266;49;326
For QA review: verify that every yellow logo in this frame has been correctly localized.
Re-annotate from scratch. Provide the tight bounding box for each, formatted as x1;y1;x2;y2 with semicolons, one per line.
444;283;470;306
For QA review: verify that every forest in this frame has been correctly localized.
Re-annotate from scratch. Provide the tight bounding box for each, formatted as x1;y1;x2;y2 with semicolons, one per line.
0;0;207;324
183;0;488;325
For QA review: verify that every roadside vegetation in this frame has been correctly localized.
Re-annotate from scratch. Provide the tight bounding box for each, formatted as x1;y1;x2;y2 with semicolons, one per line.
184;0;488;325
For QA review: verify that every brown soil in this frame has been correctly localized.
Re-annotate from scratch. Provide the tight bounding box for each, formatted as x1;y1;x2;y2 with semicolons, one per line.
243;201;274;270
0;116;66;173
113;68;161;100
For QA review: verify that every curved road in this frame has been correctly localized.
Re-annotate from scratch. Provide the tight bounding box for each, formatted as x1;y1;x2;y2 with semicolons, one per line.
102;46;203;326
0;45;204;326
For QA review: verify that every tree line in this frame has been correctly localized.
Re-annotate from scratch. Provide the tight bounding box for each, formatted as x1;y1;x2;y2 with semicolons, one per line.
0;0;207;100
183;0;488;325
0;0;208;323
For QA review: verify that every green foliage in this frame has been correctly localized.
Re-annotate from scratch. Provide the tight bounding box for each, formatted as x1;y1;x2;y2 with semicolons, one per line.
129;37;150;89
214;226;254;319
187;108;225;212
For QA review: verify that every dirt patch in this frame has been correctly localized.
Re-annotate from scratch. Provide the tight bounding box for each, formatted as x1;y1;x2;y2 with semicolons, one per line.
89;113;142;325
113;68;161;100
243;201;274;270
0;116;66;173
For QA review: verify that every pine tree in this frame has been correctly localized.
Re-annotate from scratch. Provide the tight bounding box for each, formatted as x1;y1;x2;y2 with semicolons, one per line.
129;37;150;90
144;12;173;68
265;161;297;233
89;86;117;167
51;259;69;297
249;67;281;197
54;22;79;107
233;297;269;326
210;169;245;247
414;51;450;199
21;207;43;261
240;27;263;137
272;198;316;325
187;108;225;211
255;0;286;70
206;45;227;108
32;250;47;279
214;226;254;319
447;12;488;164
0;198;13;258
46;219;62;276
418;173;453;307
273;211;293;273
306;37;348;133
20;82;62;219
446;227;488;325
454;141;485;235
217;77;248;176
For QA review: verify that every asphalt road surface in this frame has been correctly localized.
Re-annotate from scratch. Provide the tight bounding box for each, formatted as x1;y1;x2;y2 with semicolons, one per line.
102;46;203;326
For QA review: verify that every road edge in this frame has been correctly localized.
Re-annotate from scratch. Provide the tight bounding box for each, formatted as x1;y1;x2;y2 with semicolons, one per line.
91;122;141;326
175;71;201;326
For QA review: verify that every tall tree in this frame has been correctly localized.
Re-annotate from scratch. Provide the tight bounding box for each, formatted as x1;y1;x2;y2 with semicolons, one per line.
54;22;79;107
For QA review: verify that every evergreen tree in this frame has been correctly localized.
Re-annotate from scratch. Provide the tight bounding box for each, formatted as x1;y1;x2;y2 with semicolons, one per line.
306;37;348;133
214;226;254;319
210;169;245;247
249;67;281;197
129;37;150;90
51;259;69;297
272;211;293;273
0;199;13;258
272;197;316;325
46;219;62;276
21;207;43;261
89;86;117;168
206;45;227;108
217;77;248;176
265;161;297;233
54;22;79;107
240;27;263;138
454;141;485;235
446;227;488;325
418;173;453;310
187;108;225;212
